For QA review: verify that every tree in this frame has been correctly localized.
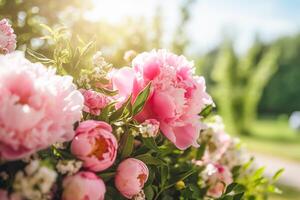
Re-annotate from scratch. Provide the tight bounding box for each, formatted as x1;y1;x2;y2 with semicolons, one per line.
210;39;280;135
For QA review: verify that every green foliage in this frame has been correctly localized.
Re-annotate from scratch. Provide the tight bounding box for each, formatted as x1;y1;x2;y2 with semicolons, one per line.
259;34;300;114
210;40;280;135
233;160;283;200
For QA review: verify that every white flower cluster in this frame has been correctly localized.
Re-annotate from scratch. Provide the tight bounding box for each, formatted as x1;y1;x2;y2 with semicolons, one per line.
139;124;158;138
56;159;82;175
77;51;112;89
138;120;159;138
93;51;112;70
13;160;57;200
132;190;146;200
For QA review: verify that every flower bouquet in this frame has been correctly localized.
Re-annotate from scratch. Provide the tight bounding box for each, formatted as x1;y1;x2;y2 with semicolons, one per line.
0;19;282;200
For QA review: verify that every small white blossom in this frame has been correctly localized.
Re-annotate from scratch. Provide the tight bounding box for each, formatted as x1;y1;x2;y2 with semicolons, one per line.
77;73;90;86
0;171;8;180
92;51;112;71
52;142;67;149
139;119;159;138
132;190;146;200
123;50;137;62
56;160;82;175
13;160;57;200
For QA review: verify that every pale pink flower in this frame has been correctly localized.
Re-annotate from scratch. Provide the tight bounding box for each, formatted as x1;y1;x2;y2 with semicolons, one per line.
0;52;83;160
201;116;232;163
115;158;149;199
62;171;106;200
71;120;118;172
201;128;231;163
0;19;16;54
205;163;233;198
112;49;212;150
80;89;110;115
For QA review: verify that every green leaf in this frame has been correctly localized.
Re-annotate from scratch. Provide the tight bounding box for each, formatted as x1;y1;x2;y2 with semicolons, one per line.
27;48;55;64
132;82;151;116
135;153;166;165
98;172;115;181
98;102;116;122
95;87;118;96
40;24;55;35
120;133;134;159
225;183;238;194
144;185;155;200
233;192;244;200
109;96;132;122
196;143;206;160
253;167;265;180
142;137;160;152
167;169;197;189
272;168;284;181
160;165;169;187
199;104;213;118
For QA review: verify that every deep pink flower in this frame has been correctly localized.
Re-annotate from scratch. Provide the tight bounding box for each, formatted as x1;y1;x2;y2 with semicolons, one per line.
0;52;84;160
115;158;149;199
62;171;106;200
206;164;233;198
71;120;118;172
112;49;212;150
80;89;110;115
0;19;16;54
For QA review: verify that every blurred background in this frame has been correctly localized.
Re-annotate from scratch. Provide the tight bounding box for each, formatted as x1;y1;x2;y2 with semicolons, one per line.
1;0;299;199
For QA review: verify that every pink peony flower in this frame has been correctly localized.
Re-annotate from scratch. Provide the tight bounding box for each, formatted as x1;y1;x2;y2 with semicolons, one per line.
0;190;9;200
71;120;118;172
62;171;106;200
115;158;149;199
112;49;212;150
0;19;16;54
0;52;83;160
206;163;233;198
80;89;110;115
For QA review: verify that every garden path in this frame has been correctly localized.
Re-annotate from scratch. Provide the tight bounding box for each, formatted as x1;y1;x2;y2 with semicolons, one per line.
253;152;300;190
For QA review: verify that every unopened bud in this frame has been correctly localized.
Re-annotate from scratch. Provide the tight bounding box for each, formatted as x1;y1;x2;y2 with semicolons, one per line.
175;180;186;190
123;50;137;63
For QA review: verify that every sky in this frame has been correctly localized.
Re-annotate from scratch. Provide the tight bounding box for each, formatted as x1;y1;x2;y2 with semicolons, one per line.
85;0;300;54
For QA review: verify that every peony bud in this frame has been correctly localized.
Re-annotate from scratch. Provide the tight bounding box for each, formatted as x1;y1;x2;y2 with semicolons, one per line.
62;171;106;200
80;89;110;115
115;158;149;199
71;120;118;172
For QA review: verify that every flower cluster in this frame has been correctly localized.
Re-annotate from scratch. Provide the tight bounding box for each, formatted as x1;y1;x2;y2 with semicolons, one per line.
0;20;281;200
0;19;16;54
13;160;57;200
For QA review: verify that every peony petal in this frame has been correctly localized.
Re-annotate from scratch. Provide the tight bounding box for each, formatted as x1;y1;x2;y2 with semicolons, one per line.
152;92;175;120
112;67;135;97
172;124;200;150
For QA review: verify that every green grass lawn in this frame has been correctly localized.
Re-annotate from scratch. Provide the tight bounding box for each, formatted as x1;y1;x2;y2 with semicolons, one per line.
237;116;300;162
